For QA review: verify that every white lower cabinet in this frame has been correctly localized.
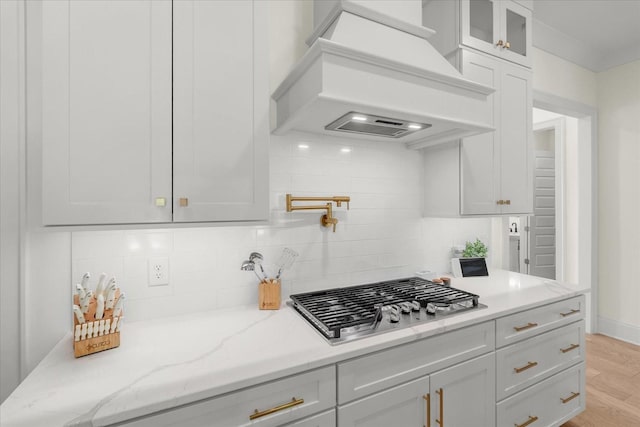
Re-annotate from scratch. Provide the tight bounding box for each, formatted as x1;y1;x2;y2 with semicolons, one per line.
429;353;495;427
497;363;585;427
338;352;495;427
120;366;335;427
338;376;430;427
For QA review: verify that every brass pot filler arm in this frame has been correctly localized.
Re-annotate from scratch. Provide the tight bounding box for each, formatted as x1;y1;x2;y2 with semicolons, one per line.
285;194;350;232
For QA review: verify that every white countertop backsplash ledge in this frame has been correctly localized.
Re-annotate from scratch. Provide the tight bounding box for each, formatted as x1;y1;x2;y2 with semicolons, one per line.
0;270;588;427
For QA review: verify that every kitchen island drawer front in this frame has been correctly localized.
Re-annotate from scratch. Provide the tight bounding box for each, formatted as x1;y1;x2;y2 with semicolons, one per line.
337;321;494;404
496;295;584;347
497;363;585;427
496;321;585;400
121;366;335;427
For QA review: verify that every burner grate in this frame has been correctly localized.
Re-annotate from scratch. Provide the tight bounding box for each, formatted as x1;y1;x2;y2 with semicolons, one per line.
290;277;479;340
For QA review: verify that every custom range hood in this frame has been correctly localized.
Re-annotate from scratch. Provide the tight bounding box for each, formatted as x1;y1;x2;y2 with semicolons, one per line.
272;0;495;149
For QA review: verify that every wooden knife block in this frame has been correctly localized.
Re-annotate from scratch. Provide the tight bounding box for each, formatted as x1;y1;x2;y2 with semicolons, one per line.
259;279;281;310
72;293;122;358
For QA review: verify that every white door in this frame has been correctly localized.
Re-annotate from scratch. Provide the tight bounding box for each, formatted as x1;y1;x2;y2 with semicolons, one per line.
429;353;496;427
41;0;172;225
529;148;556;279
172;0;269;222
338;376;430;427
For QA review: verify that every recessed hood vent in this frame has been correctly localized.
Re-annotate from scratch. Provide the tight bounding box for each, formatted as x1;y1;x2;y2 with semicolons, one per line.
326;112;431;138
272;0;495;149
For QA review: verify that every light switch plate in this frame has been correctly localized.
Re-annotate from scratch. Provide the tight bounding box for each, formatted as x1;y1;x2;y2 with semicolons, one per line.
148;257;169;286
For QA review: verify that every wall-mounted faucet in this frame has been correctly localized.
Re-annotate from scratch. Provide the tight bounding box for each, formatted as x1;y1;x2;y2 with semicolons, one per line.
286;194;350;232
511;222;518;233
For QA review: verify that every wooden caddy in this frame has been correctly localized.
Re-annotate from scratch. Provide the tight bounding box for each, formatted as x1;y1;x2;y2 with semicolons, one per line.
73;292;122;358
258;279;281;310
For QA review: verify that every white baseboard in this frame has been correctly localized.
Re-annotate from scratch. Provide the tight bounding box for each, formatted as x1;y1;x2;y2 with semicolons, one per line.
597;316;640;345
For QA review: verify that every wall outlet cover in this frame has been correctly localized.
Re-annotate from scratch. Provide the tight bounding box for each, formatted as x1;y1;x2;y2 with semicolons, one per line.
148;257;169;286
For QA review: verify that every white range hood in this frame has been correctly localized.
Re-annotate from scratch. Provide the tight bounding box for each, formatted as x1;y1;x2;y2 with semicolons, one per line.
272;0;495;149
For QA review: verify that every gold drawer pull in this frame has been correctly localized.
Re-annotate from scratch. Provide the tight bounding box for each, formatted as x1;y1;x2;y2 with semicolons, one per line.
249;397;304;420
561;391;580;404
514;361;538;374
515;415;538;427
560;308;580;317
513;322;538;332
423;393;431;427
560;343;580;353
436;388;444;426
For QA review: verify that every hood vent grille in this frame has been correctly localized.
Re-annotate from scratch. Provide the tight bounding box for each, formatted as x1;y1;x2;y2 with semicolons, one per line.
326;112;431;139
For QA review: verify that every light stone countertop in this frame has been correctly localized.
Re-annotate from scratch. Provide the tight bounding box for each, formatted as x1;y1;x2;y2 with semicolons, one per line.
0;269;589;427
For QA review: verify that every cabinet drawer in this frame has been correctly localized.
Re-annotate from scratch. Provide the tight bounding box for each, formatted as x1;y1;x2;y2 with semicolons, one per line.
121;366;336;427
496;321;585;400
337;321;494;404
497;363;585;427
496;295;585;347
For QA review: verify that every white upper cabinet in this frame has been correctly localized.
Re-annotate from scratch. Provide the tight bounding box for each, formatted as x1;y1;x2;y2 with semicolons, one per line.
172;0;269;223
424;0;532;68
41;0;173;225
423;50;532;216
461;0;532;67
39;0;268;225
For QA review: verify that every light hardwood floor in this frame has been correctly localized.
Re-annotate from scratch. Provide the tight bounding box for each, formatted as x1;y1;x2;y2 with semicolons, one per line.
561;334;640;427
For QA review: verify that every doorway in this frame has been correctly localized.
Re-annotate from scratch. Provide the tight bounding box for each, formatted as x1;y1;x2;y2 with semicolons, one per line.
514;116;565;280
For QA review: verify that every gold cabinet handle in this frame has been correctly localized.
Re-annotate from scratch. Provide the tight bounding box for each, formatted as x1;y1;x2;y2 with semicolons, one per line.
496;39;504;47
423;393;431;427
514;361;538;374
513;322;538;332
561;391;580;404
505;41;511;49
249;397;304;420
154;197;166;207
515;415;538;427
560;308;580;317
560;343;580;353
436;388;443;426
497;200;505;205
179;197;189;207
505;199;511;205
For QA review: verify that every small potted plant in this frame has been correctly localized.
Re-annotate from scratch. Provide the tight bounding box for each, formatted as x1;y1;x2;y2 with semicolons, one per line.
461;238;488;258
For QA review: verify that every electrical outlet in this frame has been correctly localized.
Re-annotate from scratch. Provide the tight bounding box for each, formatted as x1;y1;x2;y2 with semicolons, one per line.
148;257;169;286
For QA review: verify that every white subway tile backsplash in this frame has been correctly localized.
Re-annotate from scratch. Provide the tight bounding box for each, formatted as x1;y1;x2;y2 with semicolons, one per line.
69;133;493;322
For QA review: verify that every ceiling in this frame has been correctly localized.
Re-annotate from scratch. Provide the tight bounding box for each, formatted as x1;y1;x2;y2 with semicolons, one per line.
532;0;640;72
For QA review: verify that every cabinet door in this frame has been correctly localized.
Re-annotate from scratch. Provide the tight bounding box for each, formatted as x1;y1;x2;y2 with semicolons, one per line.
459;50;501;215
41;0;172;225
460;0;501;56
429;353;495;427
500;0;532;67
338;376;429;427
500;62;532;214
173;0;269;222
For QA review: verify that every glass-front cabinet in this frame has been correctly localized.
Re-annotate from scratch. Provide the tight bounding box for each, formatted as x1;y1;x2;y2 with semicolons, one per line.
461;0;532;67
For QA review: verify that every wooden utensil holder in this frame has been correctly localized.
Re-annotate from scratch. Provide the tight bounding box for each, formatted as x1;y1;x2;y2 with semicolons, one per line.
73;292;122;358
258;279;281;310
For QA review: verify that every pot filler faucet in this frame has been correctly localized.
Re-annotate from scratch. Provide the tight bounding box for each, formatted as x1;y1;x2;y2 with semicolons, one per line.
286;194;350;232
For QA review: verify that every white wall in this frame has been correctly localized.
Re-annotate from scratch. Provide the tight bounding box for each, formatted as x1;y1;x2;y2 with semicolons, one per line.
596;60;640;343
532;47;597;107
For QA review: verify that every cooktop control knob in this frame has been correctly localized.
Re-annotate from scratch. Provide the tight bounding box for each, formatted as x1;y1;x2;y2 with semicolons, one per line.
398;302;411;314
426;303;436;315
410;301;421;312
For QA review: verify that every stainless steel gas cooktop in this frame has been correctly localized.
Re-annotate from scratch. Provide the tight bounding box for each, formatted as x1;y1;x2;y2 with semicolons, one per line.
289;277;486;345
